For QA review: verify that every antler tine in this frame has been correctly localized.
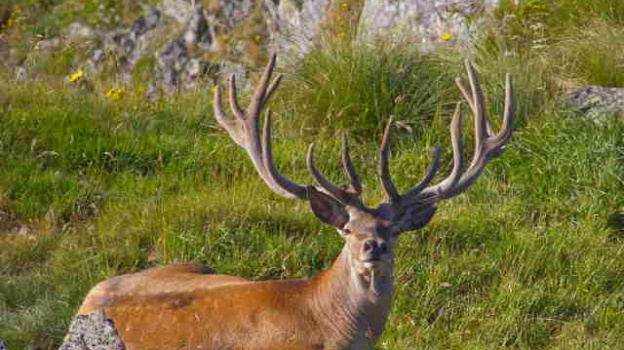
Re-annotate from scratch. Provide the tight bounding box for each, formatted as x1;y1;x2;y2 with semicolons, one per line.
461;61;488;150
213;86;245;146
261;110;307;199
214;54;309;201
342;134;362;194
434;102;465;195
379;118;401;204
264;73;283;107
490;73;515;148
393;103;462;205
228;75;245;120
248;53;280;120
307;143;357;205
418;62;514;200
402;146;443;201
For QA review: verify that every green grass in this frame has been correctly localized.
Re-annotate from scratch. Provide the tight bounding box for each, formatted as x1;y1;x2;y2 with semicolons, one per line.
546;20;624;89
1;2;624;350
279;40;456;138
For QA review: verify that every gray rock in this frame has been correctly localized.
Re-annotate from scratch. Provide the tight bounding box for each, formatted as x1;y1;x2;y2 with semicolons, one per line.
182;7;214;49
15;65;28;82
0;338;8;350
161;0;194;23
216;61;251;91
100;9;163;69
59;310;126;350
359;0;502;51
220;0;254;29
566;86;624;123
180;58;210;89
158;38;188;88
67;22;97;39
274;0;330;58
62;0;517;92
131;8;161;36
89;48;105;66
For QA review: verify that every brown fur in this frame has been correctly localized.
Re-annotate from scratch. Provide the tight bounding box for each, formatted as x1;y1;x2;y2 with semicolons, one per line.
78;253;389;350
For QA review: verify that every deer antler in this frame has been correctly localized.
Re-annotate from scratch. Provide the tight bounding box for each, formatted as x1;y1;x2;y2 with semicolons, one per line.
213;54;364;206
379;61;515;207
214;55;514;231
213;54;307;200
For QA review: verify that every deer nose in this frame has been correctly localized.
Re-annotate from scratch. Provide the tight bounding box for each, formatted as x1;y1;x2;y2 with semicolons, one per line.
362;239;387;256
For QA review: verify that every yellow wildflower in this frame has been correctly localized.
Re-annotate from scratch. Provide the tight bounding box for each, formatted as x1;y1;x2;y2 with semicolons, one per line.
6;18;14;28
69;69;85;82
14;4;22;13
342;2;350;9
253;34;264;43
105;87;126;100
441;33;452;41
207;87;218;105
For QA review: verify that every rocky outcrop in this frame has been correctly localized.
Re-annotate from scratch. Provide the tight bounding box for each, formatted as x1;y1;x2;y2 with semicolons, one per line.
68;0;280;93
6;1;523;91
57;0;510;93
0;338;8;350
59;310;126;350
273;0;330;57
360;0;502;50
566;86;624;123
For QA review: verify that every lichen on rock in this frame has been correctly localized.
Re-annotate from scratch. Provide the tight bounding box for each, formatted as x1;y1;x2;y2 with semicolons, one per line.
59;310;126;350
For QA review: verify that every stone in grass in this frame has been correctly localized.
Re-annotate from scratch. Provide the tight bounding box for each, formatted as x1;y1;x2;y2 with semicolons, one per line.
566;86;624;123
59;309;126;350
0;338;8;350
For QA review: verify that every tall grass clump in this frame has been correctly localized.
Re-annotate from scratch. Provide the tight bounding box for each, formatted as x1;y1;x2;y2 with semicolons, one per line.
495;0;624;45
546;20;624;89
491;0;624;93
432;37;550;132
281;39;456;138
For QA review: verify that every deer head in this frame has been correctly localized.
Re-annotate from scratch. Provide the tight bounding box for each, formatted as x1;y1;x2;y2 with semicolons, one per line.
213;54;514;291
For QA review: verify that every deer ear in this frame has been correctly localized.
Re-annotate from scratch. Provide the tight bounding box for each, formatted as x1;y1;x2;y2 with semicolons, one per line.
308;187;349;229
395;204;438;234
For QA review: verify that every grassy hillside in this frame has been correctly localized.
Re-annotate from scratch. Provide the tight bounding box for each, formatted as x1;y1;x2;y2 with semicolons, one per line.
1;1;624;349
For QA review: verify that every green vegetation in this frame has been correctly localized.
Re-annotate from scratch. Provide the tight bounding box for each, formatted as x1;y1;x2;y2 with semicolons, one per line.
1;0;624;349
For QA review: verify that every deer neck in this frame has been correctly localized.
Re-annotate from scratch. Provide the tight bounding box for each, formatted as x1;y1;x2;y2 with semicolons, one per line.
308;246;394;348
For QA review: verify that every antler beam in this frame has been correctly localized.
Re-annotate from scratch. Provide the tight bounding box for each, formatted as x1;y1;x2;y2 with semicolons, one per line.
213;54;307;200
378;61;515;207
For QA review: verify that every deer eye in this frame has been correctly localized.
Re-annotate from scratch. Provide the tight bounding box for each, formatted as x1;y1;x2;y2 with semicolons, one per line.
342;228;352;235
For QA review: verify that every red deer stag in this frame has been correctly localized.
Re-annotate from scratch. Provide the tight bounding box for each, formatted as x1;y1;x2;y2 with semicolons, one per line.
77;54;514;350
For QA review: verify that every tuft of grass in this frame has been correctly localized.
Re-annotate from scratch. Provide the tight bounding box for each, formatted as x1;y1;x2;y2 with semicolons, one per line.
279;39;456;138
495;0;624;46
546;20;624;89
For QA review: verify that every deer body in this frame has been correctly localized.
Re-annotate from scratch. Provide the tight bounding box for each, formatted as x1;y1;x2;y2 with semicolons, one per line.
78;247;394;350
75;54;515;349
